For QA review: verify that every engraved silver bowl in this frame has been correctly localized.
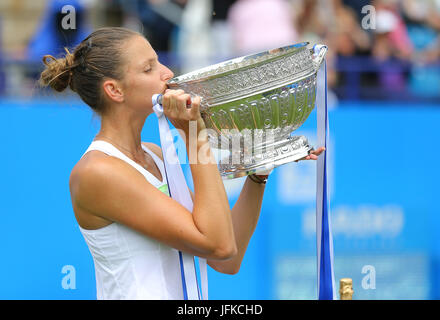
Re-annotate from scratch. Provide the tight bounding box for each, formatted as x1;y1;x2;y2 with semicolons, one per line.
167;42;328;179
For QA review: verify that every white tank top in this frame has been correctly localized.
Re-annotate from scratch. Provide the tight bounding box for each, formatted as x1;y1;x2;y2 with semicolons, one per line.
78;140;184;300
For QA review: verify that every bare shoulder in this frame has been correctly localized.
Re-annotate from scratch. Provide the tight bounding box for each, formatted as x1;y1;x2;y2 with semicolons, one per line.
69;152;116;228
69;151;105;199
142;142;163;160
69;151;113;194
69;151;147;228
70;151;143;206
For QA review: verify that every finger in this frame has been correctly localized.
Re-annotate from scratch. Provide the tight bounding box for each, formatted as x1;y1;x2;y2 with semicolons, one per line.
310;147;325;156
162;91;172;112
314;147;326;154
310;150;322;156
189;96;201;119
298;154;315;162
164;90;184;115
164;89;183;97
177;93;191;106
168;92;179;116
177;94;192;118
172;89;185;96
164;89;184;112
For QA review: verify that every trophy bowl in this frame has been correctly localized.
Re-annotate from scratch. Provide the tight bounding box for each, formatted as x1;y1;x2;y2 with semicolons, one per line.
167;42;328;179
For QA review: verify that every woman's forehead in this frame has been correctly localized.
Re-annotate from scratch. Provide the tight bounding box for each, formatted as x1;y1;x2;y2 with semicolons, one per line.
124;36;157;68
126;36;156;59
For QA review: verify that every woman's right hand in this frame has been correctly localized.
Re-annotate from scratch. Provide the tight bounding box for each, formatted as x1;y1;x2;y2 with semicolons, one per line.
161;89;206;137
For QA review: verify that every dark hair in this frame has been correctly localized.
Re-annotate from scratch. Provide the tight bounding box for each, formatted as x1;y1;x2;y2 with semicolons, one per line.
39;27;140;115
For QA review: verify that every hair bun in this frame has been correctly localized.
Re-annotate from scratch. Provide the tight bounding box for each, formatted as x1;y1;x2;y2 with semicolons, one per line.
39;49;75;92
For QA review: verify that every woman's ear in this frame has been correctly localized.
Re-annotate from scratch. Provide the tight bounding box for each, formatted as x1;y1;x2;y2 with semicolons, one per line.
102;79;124;103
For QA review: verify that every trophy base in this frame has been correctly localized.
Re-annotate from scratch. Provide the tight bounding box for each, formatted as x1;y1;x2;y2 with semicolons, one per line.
219;135;312;179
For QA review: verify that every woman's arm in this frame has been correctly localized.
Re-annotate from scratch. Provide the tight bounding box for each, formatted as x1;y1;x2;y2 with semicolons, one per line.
207;176;266;275
206;147;326;274
71;90;237;260
161;89;238;258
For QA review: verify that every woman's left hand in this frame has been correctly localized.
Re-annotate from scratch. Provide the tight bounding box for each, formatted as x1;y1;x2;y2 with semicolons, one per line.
295;146;326;162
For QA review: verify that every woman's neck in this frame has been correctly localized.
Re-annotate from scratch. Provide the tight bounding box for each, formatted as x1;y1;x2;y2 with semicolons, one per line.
96;111;148;157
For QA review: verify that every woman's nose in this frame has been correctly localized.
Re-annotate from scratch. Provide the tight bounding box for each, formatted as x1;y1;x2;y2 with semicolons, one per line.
161;64;174;81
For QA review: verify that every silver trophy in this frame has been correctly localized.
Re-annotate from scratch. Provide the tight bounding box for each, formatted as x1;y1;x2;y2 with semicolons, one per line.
167;42;328;179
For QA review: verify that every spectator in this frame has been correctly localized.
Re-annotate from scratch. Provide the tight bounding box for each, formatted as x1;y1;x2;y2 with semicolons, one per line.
367;0;413;93
371;0;413;61
27;0;91;61
228;0;299;56
342;0;372;22
210;0;237;60
293;0;332;45
107;0;186;52
291;0;338;90
176;0;213;72
401;0;440;97
332;0;371;57
137;0;186;52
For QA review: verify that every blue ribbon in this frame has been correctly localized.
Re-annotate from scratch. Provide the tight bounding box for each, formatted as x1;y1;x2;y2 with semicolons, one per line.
315;46;336;300
152;94;208;300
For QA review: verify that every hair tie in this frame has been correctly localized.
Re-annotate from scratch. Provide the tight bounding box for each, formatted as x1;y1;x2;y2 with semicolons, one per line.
86;38;93;50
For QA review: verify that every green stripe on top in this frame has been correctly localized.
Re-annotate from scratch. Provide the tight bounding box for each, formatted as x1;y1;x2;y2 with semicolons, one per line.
158;184;170;197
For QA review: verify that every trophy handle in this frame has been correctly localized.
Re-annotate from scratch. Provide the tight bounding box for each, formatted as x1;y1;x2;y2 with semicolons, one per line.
311;44;328;71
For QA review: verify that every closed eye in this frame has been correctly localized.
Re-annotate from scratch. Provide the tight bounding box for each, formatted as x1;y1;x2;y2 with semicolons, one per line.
143;57;157;73
145;62;156;73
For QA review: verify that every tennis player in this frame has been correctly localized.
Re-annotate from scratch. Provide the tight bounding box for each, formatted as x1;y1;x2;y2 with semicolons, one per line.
39;27;324;299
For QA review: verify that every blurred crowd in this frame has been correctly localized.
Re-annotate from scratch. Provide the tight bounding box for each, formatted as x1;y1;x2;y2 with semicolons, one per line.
0;0;439;101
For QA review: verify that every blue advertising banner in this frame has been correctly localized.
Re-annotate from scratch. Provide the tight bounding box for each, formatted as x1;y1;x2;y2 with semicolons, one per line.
0;98;439;299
